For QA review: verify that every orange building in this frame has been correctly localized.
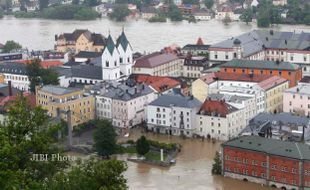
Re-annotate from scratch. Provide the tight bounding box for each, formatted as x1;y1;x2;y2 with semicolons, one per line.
222;136;310;190
219;60;302;87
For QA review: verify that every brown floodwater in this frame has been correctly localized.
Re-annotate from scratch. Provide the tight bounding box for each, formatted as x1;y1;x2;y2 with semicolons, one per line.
118;128;274;190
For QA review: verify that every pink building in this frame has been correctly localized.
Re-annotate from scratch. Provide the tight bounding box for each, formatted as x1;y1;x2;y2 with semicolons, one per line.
283;84;310;117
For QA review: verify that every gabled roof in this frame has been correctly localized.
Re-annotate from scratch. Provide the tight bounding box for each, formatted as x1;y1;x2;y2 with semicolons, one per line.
116;31;130;51
0;62;27;75
223;136;310;161
105;34;116;55
221;59;300;71
132;74;181;93
133;52;179;68
257;75;288;91
198;99;239;117
58;29;106;45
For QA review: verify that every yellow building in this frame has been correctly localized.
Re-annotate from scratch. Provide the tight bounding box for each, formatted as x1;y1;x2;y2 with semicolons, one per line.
258;76;289;114
55;29;106;53
192;77;209;102
36;85;95;126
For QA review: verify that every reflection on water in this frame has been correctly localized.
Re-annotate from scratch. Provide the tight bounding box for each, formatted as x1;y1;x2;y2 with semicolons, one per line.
1;16;310;52
119;129;273;190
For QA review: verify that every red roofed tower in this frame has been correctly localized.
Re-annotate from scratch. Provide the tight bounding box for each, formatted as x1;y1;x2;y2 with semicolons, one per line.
196;37;204;45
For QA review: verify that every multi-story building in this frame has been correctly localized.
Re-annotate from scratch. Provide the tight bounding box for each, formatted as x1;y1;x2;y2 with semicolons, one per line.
55;29;106;53
181;37;210;56
257;75;289;113
241;112;310;141
222;135;310;190
36;85;95;127
208;93;257;124
283;84;310;117
132;52;183;77
192;72;268;102
147;94;201;137
95;81;156;128
180;55;209;80
219;59;302;87
209;30;310;75
0;62;30;91
196;99;246;140
215;7;241;21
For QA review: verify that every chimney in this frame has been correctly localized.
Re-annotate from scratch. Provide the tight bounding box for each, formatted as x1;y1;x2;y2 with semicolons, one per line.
8;81;12;96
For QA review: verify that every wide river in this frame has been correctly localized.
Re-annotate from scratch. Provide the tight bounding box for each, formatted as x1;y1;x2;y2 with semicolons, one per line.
1;16;310;52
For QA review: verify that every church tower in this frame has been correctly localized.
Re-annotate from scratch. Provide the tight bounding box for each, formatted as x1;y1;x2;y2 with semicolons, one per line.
101;34;121;80
116;29;133;77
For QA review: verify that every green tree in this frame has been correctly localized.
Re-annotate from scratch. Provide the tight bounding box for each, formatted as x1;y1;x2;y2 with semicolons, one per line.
240;7;253;24
39;0;49;10
2;40;22;53
83;0;99;7
0;95;68;189
211;151;222;175
93;120;117;159
204;0;213;9
168;3;183;21
26;59;59;93
257;0;271;27
136;136;150;156
72;0;80;4
47;158;128;190
222;14;231;25
109;4;130;21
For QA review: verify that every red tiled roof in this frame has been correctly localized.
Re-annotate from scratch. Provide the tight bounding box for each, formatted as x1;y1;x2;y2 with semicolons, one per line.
133;52;179;68
198;99;238;117
0;92;36;108
134;74;180;93
17;60;63;68
257;75;288;91
199;72;272;84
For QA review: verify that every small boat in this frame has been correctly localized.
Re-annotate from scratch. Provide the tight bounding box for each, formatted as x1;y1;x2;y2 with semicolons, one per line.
124;133;130;138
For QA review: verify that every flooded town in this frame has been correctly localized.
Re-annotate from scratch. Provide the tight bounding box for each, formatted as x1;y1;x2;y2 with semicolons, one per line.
0;0;310;189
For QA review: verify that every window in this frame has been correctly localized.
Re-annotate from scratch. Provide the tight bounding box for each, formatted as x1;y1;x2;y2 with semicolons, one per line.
271;176;276;181
225;55;228;59
105;61;109;67
218;130;221;134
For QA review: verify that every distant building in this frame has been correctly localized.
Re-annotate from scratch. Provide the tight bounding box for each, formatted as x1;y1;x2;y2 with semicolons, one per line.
193;10;213;21
222;136;310;190
215;7;241;21
181;37;210;56
0;62;30;91
283;84;310;117
55;29;106;53
140;7;156;19
0;52;24;62
219;59;302;87
196;99;246;140
147;94;202;137
180;55;209;79
36;85;95;127
25;0;39;12
95;81;156;128
209;30;310;75
132;52;183;77
272;0;287;6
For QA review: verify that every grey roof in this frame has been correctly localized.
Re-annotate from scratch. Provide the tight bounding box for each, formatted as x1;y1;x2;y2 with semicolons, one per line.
103;82;154;101
211;30;310;57
223;136;310;160
182;44;210;51
221;59;300;71
149;94;202;108
285;84;310;96
208;93;251;104
71;65;102;80
0;62;27;75
52;67;72;77
40;85;80;95
0;84;20;97
75;51;102;59
250;112;310;127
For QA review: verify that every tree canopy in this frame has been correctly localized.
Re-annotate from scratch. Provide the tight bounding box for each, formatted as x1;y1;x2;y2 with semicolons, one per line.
136;136;150;156
93;120;118;159
2;40;22;53
168;3;183;21
109;4;130;21
240;7;253;24
0;95;68;189
26;59;59;93
211;151;222;175
204;0;214;9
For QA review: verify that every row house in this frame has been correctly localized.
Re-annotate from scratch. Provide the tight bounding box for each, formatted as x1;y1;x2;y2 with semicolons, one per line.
222;135;310;190
95;81;156;128
181;37;210;56
209;30;310;75
132;52;183;77
283;83;310;117
180;55;209;80
147;94;201;137
219;59;301;87
0;62;30;91
36;85;95;127
196;99;246;140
